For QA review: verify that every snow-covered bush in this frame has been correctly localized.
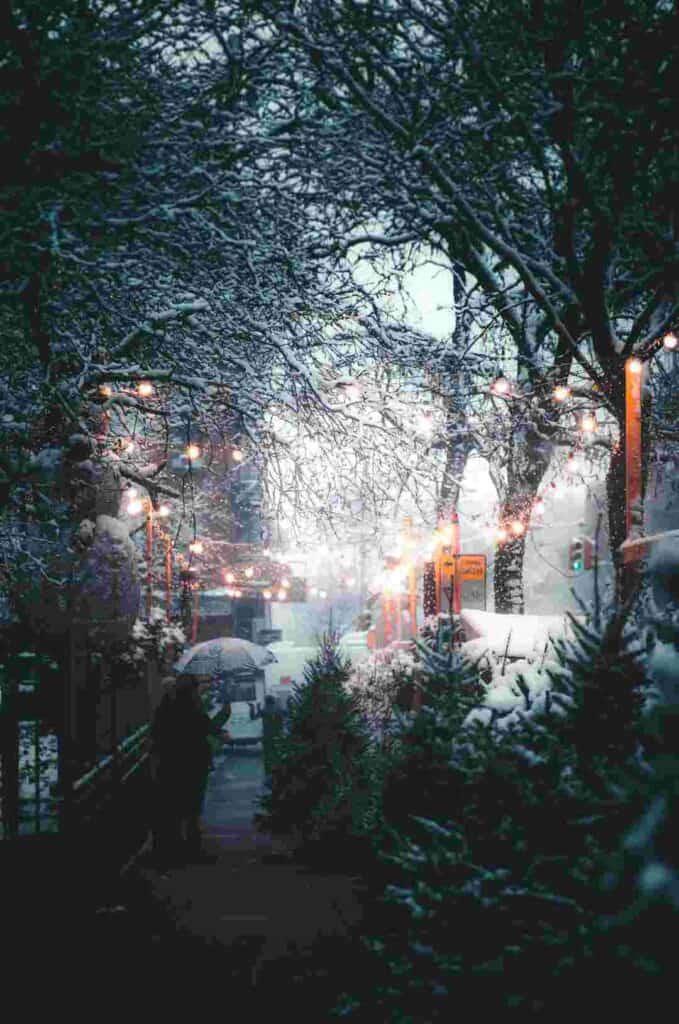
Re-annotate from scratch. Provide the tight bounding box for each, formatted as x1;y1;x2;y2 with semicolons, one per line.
112;607;186;683
346;647;420;742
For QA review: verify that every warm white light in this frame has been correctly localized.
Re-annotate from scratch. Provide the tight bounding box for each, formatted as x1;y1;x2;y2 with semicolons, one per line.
511;520;525;536
245;566;254;578
137;381;153;397
262;548;271;558
663;331;678;351
127;499;143;516
491;377;511;396
189;541;204;555
158;504;170;517
124;440;135;454
100;384;112;398
580;414;596;434
497;528;508;543
628;358;643;374
553;385;570;402
127;487;138;500
234;589;242;598
186;444;201;460
533;499;545;516
281;577;290;588
232;448;243;462
263;590;272;600
277;589;287;600
225;572;235;584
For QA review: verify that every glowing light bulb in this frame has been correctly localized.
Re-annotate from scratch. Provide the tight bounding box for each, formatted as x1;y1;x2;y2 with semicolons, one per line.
186;444;201;460
319;590;327;599
663;331;678;351
99;384;112;398
511;520;525;536
580;414;596;433
189;541;204;555
277;589;286;600
628;358;643;374
553;385;570;402
533;499;545;516
262;547;271;558
263;589;272;600
281;577;290;588
497;528;508;543
127;487;138;500
245;567;254;578
137;381;153;397
158;504;170;517
127;499;143;516
232;448;243;462
225;572;235;584
491;377;510;396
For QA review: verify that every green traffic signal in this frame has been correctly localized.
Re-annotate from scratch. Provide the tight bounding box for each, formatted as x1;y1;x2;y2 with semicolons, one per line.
572;559;583;571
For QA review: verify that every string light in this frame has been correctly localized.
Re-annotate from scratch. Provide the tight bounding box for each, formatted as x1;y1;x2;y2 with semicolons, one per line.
224;571;235;583
663;331;678;351
158;504;171;517
245;567;254;578
510;520;525;536
99;384;112;398
533;499;545;516
628;358;643;374
319;590;327;599
232;448;244;462
580;413;597;433
186;444;201;460
189;541;204;555
553;385;570;402
124;440;135;454
281;577;290;588
137;381;153;397
263;590;272;600
127;499;143;515
127;487;138;500
497;527;508;543
491;376;511;396
277;589;287;600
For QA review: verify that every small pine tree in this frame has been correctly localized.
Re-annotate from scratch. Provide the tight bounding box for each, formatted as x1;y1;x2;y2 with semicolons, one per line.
256;631;371;847
546;605;647;774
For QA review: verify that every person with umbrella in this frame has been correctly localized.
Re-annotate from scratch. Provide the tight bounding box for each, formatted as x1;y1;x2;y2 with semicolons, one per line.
149;672;231;866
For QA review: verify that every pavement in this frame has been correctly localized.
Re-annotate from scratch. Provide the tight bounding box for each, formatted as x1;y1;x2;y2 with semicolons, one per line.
65;744;377;1018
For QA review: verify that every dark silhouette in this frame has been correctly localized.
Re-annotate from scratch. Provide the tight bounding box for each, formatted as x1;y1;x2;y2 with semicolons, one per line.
149;675;230;866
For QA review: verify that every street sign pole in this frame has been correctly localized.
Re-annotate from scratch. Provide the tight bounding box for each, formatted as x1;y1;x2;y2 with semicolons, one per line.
623;358;644;599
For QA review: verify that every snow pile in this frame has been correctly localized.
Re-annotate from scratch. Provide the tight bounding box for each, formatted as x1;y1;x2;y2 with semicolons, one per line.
463;645;560;733
460;609;581;659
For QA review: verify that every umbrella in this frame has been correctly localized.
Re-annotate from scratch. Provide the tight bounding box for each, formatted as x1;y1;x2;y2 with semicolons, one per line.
174;637;278;677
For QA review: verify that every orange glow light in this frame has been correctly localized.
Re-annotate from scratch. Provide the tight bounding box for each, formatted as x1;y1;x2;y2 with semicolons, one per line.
137;381;153;397
263;590;272;600
225;572;235;584
100;384;112;398
580;414;596;433
553;385;571;402
628;358;643;374
511;520;525;536
232;448;244;462
186;444;201;460
189;541;204;555
158;504;170;517
497;528;508;543
245;567;254;578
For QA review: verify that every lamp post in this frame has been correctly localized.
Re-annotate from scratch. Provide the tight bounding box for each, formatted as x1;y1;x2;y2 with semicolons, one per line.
145;499;154;617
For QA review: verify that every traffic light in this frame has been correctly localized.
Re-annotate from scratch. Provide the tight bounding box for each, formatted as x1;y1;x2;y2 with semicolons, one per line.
569;537;585;572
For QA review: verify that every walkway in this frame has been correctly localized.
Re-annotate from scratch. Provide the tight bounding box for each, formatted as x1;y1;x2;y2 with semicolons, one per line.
77;746;375;1017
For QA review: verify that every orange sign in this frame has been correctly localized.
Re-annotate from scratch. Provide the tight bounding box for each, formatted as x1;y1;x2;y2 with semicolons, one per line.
625;358;643;542
439;553;487;582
